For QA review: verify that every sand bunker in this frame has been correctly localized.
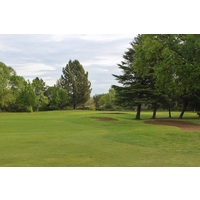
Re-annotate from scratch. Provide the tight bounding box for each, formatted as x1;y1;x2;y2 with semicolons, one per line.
101;112;126;115
145;120;200;130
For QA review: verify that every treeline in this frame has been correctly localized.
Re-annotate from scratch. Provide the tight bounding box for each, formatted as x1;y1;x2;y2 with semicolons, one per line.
2;34;200;118
112;34;200;119
0;60;91;112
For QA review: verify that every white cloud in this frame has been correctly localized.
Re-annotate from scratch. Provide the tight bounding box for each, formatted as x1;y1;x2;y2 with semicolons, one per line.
42;77;57;86
79;34;134;42
90;67;109;74
0;43;21;52
82;55;121;67
15;63;56;76
48;34;79;42
48;34;134;43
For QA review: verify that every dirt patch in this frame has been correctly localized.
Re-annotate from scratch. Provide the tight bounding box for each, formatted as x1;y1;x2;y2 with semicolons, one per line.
91;117;118;121
101;112;127;115
145;120;200;130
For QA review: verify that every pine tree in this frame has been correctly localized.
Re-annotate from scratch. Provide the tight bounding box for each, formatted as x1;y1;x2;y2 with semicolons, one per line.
112;35;151;119
58;60;92;109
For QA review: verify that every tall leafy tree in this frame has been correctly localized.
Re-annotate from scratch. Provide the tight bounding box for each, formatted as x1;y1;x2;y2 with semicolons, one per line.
146;34;200;118
58;60;92;109
98;88;116;109
8;75;26;111
0;62;15;111
133;34;171;118
174;34;200;118
93;94;104;110
32;77;48;111
45;86;69;110
17;80;37;112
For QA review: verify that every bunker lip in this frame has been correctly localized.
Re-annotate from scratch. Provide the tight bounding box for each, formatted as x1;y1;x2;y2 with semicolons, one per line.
145;119;200;130
91;117;118;121
100;113;127;115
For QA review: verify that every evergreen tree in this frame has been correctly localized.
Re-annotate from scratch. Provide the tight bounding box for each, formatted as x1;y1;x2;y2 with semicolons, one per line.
112;35;151;119
58;60;92;109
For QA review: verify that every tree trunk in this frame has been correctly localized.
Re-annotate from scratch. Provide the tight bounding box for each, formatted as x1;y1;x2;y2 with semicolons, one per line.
36;106;39;112
0;107;1;112
135;103;141;120
151;104;157;119
179;100;188;119
168;106;172;118
73;104;76;109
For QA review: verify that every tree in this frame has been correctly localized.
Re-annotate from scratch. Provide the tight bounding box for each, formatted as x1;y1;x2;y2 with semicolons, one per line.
45;86;69;110
145;34;200;118
58;60;92;109
32;77;48;112
113;35;152;119
98;88;116;109
8;75;26;111
174;34;200;118
133;34;171;119
17;80;37;112
0;62;15;111
93;94;104;110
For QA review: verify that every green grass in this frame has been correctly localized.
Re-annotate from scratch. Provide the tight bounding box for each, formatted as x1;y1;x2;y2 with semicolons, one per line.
1;110;200;166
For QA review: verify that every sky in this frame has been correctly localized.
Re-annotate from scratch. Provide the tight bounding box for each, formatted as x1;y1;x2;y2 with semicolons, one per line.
0;34;135;96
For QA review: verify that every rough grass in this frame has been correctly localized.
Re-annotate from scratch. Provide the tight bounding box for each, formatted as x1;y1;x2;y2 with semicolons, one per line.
1;110;200;166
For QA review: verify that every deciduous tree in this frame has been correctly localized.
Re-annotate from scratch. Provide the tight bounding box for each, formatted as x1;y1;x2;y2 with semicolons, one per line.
0;62;15;111
32;77;48;111
45;86;69;110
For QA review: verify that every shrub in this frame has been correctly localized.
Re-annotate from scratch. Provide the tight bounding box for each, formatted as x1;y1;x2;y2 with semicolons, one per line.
26;106;33;113
89;105;95;110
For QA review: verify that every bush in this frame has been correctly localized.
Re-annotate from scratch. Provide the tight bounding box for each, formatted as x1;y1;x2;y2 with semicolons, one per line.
89;105;95;110
26;106;33;113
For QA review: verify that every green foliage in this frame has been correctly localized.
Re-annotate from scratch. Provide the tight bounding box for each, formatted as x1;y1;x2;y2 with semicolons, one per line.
93;88;116;110
113;35;153;119
17;80;37;112
0;62;15;111
114;34;200;119
138;35;200;118
59;60;92;109
93;94;103;110
89;105;95;110
26;106;33;113
32;77;49;111
45;86;69;110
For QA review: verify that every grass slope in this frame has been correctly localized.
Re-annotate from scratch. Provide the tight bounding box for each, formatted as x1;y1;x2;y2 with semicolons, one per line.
1;110;200;166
